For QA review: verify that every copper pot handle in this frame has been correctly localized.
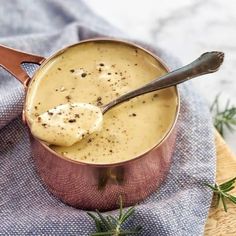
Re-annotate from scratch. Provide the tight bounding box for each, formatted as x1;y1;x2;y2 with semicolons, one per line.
0;44;45;87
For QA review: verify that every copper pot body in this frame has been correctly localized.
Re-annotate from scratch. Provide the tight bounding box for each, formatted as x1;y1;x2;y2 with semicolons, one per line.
0;39;179;211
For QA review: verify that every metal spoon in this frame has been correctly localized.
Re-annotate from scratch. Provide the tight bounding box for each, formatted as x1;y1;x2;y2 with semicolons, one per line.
101;51;224;114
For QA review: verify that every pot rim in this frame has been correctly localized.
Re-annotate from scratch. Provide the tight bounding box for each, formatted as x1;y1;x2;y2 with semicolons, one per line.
24;37;180;167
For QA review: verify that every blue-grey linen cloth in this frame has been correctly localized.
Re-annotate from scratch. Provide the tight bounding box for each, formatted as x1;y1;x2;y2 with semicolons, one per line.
0;1;216;235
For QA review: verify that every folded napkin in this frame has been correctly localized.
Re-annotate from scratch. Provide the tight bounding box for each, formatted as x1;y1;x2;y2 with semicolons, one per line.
0;1;216;235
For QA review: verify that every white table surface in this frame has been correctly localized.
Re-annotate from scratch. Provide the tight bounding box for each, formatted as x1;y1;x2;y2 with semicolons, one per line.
86;0;236;153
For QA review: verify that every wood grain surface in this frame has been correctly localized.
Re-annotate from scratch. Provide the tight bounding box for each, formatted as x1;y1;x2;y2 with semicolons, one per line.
204;131;236;235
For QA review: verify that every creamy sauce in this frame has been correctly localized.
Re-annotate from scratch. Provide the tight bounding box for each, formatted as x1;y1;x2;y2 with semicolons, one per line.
30;103;103;146
26;41;178;164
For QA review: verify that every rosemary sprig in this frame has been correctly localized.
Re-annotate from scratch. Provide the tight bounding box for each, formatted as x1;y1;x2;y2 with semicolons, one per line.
87;196;142;236
210;94;236;136
205;177;236;212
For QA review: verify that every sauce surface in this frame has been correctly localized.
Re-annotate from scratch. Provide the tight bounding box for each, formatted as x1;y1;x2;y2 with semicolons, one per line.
26;41;178;164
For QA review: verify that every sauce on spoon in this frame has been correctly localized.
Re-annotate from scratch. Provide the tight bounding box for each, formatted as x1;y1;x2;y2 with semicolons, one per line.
30;103;103;146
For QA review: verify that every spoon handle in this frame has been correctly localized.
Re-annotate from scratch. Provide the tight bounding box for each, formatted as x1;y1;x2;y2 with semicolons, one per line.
102;51;224;114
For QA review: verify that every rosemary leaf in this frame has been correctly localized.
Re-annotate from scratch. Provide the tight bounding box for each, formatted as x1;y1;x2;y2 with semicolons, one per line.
106;216;116;229
211;94;236;136
87;197;141;235
205;177;236;212
95;209;112;230
219;177;236;189
222;186;235;193
120;207;135;224
220;194;227;212
216;193;221;207
87;212;104;232
227;195;236;204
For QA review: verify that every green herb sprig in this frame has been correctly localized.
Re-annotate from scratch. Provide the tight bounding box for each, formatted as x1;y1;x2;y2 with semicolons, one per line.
211;94;236;136
87;196;142;236
205;177;236;212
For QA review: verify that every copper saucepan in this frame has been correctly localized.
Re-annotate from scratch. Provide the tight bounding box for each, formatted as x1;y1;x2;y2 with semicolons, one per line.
0;39;179;211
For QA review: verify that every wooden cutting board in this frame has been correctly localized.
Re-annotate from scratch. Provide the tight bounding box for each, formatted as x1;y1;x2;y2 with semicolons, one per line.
204;131;236;235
